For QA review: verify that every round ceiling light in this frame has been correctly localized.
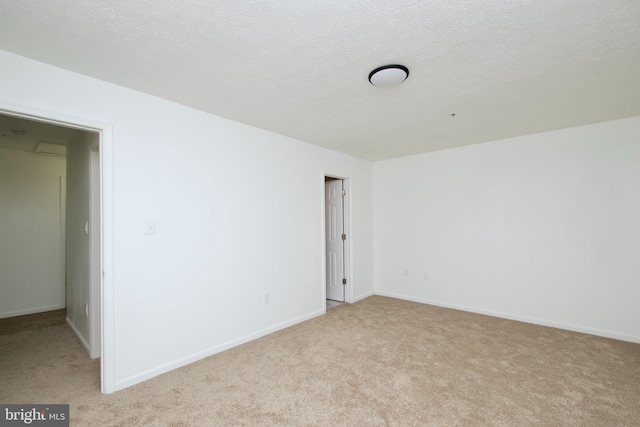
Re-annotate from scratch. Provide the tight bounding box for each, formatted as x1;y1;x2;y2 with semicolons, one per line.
368;64;409;86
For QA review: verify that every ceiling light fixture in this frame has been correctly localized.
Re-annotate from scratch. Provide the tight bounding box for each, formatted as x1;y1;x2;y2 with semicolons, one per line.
368;64;409;87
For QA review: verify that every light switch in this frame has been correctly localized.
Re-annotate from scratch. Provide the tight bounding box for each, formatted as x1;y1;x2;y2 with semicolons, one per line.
144;220;156;235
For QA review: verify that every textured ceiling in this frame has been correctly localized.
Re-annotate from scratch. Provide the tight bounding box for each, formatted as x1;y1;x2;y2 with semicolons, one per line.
0;1;639;160
0;113;78;156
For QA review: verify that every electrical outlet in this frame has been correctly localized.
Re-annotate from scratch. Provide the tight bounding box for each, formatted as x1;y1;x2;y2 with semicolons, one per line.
403;268;409;277
263;292;271;304
85;303;89;317
145;220;156;235
424;273;429;281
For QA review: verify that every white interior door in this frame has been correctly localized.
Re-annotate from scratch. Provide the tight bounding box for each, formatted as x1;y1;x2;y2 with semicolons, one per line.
59;175;67;310
325;179;345;302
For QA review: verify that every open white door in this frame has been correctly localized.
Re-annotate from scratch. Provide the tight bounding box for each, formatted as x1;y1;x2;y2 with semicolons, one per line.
325;179;345;302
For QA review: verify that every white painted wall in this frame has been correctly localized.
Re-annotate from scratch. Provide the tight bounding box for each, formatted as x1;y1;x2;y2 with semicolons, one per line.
0;50;373;391
374;117;640;342
0;147;66;318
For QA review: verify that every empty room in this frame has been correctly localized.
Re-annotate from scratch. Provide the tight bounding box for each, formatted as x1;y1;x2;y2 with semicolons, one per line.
1;1;639;426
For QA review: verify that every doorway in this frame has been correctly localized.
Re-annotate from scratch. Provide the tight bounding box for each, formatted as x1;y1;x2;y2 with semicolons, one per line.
0;105;112;392
324;175;350;306
0;113;99;353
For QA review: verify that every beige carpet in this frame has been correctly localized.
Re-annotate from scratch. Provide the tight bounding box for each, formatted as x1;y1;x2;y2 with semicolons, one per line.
0;309;66;336
1;296;639;426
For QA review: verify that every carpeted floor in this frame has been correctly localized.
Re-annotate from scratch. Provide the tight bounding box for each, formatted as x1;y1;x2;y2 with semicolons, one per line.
1;296;639;426
0;309;66;336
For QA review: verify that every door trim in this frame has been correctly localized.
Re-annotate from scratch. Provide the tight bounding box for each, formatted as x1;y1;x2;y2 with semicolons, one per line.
0;101;115;394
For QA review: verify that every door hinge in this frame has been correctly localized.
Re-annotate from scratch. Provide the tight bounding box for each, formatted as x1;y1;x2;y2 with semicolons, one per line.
341;190;346;197
341;233;346;241
342;278;347;285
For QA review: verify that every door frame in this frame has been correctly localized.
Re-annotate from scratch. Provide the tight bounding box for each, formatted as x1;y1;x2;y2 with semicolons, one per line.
0;101;115;394
321;171;352;306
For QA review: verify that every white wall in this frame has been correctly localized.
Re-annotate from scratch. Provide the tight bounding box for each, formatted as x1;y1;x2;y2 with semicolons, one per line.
0;50;374;391
374;117;640;342
0;147;66;318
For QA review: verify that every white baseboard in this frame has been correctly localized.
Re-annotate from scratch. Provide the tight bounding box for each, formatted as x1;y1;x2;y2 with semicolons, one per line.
0;304;64;319
374;291;640;344
114;308;326;392
66;317;92;356
351;291;374;303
